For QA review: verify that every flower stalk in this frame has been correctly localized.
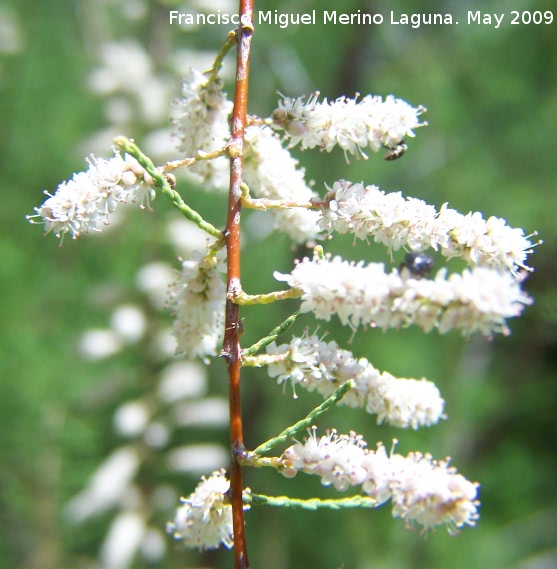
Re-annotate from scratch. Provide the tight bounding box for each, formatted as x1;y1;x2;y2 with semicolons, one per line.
224;4;254;569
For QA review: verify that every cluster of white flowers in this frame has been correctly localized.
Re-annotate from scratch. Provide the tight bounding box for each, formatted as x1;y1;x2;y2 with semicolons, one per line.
168;251;226;359
275;253;532;337
271;92;426;159
266;334;444;429
172;68;233;190
243;125;322;243
319;180;536;274
167;469;234;551
281;430;479;534
27;151;156;240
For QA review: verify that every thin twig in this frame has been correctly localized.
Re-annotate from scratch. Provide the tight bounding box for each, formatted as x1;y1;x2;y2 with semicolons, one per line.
252;380;355;456
246;493;378;510
242;311;300;357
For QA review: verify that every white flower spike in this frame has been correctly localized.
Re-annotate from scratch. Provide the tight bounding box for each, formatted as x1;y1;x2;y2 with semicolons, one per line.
272;92;426;160
282;430;479;535
167;469;234;551
28;151;155;240
172;68;233;190
319;180;538;275
275;253;532;337
266;333;445;429
168;250;226;359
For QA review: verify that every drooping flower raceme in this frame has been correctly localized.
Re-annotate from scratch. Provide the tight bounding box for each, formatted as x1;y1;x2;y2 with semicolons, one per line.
281;430;479;535
172;68;233;190
243;125;321;243
167;469;234;551
319;180;537;274
275;253;532;337
271;92;426;159
28;151;156;240
168;250;225;359
265;334;445;429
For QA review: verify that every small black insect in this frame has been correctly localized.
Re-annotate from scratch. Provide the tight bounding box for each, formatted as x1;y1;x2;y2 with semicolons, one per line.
385;141;408;161
400;252;434;278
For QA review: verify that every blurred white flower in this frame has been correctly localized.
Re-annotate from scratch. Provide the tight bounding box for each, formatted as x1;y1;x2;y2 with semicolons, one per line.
151;328;178;358
166;217;212;256
100;511;146;569
78;329;123;360
166;444;228;475
88;39;170;125
157;360;208;403
110;305;146;343
139;527;166;564
0;5;23;54
113;401;150;438
136;262;174;309
172;398;229;427
66;447;140;523
143;421;170;450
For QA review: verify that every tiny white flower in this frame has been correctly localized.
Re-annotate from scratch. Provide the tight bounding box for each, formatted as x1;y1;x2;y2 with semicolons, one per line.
166;469;234;551
364;372;445;429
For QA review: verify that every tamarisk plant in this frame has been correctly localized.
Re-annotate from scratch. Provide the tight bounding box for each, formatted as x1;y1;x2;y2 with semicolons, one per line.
28;2;540;567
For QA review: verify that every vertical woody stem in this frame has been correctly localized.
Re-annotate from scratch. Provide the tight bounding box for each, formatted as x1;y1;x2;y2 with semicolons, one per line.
224;2;253;569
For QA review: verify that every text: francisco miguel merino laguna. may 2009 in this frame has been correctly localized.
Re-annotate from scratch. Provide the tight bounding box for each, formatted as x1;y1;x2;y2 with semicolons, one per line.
167;9;549;30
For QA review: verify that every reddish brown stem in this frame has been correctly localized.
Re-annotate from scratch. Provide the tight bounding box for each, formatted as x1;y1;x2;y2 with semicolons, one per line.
223;2;254;569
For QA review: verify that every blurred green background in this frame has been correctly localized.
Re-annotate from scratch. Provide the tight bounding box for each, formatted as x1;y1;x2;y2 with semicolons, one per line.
1;0;556;568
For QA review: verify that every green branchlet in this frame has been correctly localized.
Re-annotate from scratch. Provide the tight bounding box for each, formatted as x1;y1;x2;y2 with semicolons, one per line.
113;137;223;240
245;493;378;510
252;380;355;456
242;311;300;357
